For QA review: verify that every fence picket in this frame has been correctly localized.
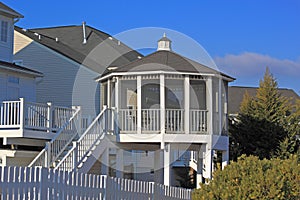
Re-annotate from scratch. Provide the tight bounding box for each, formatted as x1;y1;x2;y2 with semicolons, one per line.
0;166;191;199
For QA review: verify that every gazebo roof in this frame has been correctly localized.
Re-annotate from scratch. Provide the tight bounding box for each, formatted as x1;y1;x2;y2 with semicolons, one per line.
99;50;234;81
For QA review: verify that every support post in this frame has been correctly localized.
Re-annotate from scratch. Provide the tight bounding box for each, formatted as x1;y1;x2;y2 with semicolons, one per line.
101;147;109;175
72;141;78;170
137;76;142;134
222;150;229;170
154;150;163;184
47;102;53;133
116;149;123;178
164;143;171;186
184;76;190;134
19;98;24;131
45;142;51;168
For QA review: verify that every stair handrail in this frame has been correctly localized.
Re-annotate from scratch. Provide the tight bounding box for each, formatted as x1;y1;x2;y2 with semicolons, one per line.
54;107;110;171
28;106;81;167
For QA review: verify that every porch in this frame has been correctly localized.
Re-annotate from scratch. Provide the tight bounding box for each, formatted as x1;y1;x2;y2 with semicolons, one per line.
0;98;77;140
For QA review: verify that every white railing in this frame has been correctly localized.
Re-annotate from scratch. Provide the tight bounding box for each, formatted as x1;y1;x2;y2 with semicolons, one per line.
118;109;208;134
55;108;113;172
28;106;81;168
0;100;21;128
190;110;208;134
142;109;160;132
119;109;137;132
0;98;77;133
0;166;191;199
166;109;184;133
24;101;49;131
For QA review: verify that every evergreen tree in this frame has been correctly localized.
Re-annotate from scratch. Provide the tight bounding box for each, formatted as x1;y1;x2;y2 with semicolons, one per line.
229;68;289;159
277;99;300;158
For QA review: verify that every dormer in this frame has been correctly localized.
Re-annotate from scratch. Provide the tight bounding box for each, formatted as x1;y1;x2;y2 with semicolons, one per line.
0;3;23;62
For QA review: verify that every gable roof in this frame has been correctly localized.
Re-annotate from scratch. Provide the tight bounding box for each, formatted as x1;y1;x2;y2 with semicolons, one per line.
15;25;142;74
100;50;234;81
228;86;300;114
0;2;23;18
0;60;43;77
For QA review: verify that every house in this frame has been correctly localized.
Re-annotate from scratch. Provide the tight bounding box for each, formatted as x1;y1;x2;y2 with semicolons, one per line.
27;34;234;189
228;86;300;115
14;24;142;123
0;2;46;166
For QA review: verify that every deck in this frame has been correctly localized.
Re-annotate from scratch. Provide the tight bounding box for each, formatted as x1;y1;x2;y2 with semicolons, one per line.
0;98;76;140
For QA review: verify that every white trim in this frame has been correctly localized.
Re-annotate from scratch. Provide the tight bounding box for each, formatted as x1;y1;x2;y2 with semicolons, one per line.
97;71;233;82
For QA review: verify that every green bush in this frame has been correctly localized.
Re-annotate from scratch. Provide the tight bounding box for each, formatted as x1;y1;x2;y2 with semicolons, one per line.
192;155;300;200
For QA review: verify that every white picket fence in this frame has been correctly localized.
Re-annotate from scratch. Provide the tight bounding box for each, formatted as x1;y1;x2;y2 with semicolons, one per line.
0;166;191;200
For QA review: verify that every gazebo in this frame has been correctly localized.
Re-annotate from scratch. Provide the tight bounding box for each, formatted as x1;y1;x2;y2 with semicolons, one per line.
96;34;234;187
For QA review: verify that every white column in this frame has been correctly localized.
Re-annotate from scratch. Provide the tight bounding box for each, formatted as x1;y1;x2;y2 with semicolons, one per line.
101;148;109;175
116;149;124;178
160;74;165;148
184;76;190;134
206;77;213;135
222;150;229;170
107;79;111;108
115;77;119;110
203;145;213;180
154;150;163;184
218;78;222;135
164;143;171;186
137;76;142;134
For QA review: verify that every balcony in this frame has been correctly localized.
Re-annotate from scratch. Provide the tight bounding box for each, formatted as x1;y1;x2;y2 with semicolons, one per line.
0;98;76;140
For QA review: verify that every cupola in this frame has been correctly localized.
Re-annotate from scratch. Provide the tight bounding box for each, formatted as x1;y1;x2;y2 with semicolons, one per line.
157;33;172;51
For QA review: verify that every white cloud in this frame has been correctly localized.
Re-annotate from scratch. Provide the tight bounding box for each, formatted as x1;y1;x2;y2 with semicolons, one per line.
214;52;300;78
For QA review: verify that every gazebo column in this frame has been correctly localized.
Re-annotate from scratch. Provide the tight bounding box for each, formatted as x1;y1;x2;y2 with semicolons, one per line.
184;75;190;134
160;74;165;146
137;76;142;134
203;77;213;180
107;79;111;108
218;77;222;135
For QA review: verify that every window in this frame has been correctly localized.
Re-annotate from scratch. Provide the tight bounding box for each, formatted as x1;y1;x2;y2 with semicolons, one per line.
8;76;19;84
1;21;8;42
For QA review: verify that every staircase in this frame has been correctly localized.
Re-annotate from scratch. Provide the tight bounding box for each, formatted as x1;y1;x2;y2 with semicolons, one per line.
28;106;82;168
54;107;115;173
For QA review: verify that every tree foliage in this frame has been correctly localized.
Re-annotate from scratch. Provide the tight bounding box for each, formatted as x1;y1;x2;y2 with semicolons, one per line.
229;68;291;160
192;155;300;200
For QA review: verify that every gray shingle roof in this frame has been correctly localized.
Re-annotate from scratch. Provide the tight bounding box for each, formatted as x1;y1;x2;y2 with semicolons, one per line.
0;60;43;77
101;50;234;80
0;2;23;18
228;86;300;114
15;25;142;74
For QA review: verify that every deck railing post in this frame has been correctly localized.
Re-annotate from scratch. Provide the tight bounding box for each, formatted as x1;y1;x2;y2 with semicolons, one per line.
72;141;78;169
19;98;25;131
47;102;53;133
72;106;81;135
45;142;51;168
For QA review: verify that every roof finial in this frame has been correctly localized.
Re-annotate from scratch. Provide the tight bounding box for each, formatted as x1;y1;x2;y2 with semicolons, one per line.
163;32;166;37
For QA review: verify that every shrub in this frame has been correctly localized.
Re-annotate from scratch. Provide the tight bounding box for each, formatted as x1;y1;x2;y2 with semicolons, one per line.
192;155;300;200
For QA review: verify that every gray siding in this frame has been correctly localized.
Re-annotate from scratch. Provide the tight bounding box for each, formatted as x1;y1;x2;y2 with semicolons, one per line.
14;32;101;118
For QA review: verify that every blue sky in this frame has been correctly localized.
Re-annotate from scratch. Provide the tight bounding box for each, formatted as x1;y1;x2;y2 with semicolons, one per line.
3;0;300;94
